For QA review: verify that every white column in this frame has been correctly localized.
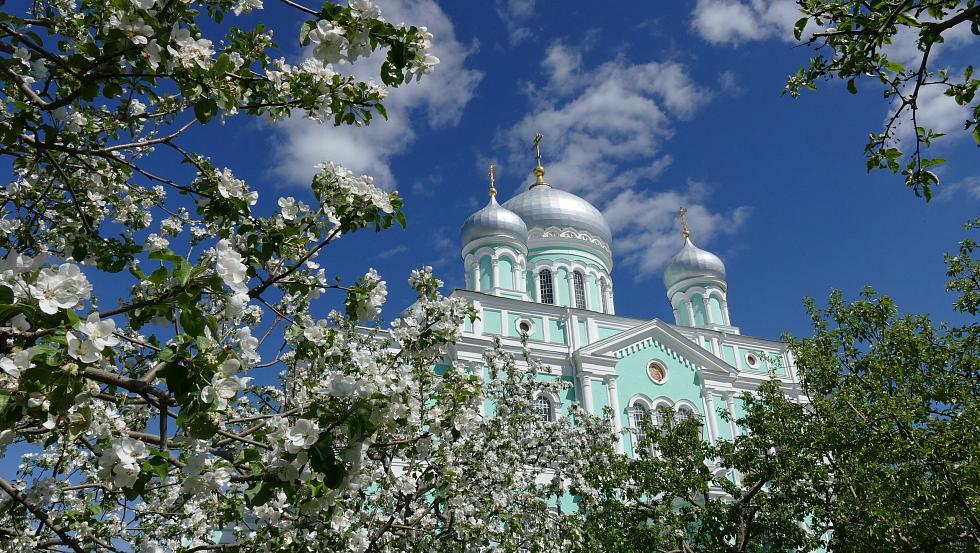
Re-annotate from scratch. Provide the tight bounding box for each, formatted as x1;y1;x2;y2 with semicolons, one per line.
564;271;574;307
724;392;738;438
583;275;593;310
606;377;623;453
724;391;741;485
721;298;731;325
581;375;594;414
607;285;616;315
686;299;696;326
534;269;542;303
500;309;509;337
702;392;720;444
491;258;500;290
512;266;520;293
471;363;486;416
711;336;721;357
472;264;481;292
472;300;484;335
672;304;681;325
586;317;598;344
542;317;551;342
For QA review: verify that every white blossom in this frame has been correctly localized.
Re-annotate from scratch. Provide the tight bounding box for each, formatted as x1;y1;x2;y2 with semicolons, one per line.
98;437;149;488
215;239;249;294
78;313;120;350
284;418;320;453
29;262;92;315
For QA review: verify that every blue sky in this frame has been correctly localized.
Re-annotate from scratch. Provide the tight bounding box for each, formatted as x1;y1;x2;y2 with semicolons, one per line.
199;0;978;340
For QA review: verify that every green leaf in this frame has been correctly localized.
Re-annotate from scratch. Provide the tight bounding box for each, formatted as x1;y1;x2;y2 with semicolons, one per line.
794;17;808;40
847;79;857;94
194;98;218;124
179;307;205;337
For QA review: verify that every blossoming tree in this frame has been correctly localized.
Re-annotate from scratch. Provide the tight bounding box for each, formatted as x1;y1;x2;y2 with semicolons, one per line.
0;0;618;551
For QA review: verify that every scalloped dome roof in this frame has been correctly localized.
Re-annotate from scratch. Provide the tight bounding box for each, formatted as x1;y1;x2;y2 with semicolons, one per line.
460;196;529;246
502;185;612;246
663;236;726;290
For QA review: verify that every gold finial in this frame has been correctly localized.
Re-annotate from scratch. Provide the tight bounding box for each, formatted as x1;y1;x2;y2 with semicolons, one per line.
488;163;497;197
532;132;547;186
677;207;690;239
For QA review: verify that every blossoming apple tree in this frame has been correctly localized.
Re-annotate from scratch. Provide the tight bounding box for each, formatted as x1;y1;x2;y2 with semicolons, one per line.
0;0;618;551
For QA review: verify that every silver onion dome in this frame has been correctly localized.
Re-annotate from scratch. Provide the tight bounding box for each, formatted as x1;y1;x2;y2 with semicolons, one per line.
460;196;529;246
663;236;727;290
502;185;612;246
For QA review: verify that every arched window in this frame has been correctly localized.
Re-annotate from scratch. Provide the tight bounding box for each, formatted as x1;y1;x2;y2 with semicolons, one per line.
629;403;649;444
534;395;555;422
676;405;697;424
539;269;554;304
572;270;586;309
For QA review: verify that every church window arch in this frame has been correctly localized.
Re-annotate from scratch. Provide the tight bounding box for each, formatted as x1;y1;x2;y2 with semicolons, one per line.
534;394;555;422
572;270;586;308
539;269;555;305
628;402;649;446
675;405;698;424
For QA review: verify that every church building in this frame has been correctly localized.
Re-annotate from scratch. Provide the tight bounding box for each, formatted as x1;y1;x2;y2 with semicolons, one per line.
447;139;804;458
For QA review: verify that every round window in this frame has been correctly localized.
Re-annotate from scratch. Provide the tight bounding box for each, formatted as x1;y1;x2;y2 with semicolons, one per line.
745;353;760;368
515;318;534;335
646;361;668;384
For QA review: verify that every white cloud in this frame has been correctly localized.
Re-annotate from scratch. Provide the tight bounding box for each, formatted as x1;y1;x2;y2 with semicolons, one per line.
496;0;536;45
936;175;980;202
270;0;482;189
604;182;751;277
691;0;802;45
500;43;749;278
886;80;972;149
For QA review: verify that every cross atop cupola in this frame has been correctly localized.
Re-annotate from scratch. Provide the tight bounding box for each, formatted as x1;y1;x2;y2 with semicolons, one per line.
531;132;548;188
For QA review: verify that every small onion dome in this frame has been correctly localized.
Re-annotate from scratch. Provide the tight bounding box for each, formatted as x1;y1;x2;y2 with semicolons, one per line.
502;185;612;246
460;195;529;246
663;236;726;291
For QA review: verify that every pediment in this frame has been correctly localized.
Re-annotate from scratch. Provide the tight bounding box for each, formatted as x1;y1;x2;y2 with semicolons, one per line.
576;319;738;378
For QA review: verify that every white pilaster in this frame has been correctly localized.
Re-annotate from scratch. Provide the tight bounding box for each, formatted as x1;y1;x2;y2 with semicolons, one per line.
491;258;500;289
581;375;594;414
606;377;623;453
472;264;481;293
702;392;720;444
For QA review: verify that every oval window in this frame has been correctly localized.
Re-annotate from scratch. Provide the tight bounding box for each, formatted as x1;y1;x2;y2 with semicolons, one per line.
647;361;668;384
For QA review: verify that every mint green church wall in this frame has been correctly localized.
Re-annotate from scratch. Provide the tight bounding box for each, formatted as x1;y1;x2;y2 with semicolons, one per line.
483;308;502;335
498;255;514;289
692;293;707;325
478;255;492;291
528;249;607;270
721;344;736;365
576;319;587;346
590;378;609;415
587;274;601;311
707;295;723;324
597;325;621;340
525;271;536;301
555;267;570;307
549;318;566;345
712;394;733;441
677;300;692;326
614;341;705;457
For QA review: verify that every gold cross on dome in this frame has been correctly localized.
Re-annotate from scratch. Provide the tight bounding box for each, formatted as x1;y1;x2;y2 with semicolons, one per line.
532;132;543;167
488;163;497;197
677;207;690;238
